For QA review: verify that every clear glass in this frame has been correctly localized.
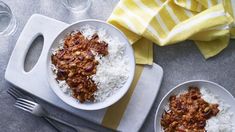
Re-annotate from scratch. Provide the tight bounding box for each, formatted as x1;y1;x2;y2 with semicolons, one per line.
0;1;17;37
61;0;91;12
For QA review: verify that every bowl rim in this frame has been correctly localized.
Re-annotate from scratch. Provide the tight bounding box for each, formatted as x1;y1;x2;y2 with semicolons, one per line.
47;19;136;110
154;80;235;132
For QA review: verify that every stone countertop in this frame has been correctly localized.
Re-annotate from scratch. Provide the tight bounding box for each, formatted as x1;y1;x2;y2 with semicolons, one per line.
0;0;234;132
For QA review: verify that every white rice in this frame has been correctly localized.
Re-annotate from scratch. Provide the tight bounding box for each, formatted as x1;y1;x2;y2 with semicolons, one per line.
51;25;130;102
200;88;235;132
91;27;130;102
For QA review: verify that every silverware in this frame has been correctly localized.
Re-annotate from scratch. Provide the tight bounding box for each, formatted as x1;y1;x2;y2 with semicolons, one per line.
7;86;34;100
15;98;96;132
7;86;116;132
7;86;61;132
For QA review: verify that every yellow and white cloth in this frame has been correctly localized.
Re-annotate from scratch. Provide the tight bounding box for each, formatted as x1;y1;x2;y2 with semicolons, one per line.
108;0;235;64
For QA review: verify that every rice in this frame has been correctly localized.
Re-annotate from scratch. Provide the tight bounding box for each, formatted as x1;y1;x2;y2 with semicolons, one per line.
200;88;235;132
91;27;130;102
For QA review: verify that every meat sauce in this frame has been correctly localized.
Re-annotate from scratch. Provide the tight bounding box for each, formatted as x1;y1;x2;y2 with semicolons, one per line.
51;32;108;103
161;87;219;132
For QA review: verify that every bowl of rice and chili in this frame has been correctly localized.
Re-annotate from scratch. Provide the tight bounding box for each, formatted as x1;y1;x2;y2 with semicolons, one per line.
48;20;135;110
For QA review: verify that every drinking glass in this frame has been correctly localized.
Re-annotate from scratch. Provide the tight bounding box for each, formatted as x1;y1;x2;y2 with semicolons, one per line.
0;1;17;36
61;0;91;12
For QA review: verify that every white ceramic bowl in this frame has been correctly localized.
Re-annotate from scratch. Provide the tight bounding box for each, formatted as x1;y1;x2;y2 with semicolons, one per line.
154;80;235;132
47;20;135;110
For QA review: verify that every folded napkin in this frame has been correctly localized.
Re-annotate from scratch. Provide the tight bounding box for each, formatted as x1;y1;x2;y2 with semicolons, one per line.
108;0;235;64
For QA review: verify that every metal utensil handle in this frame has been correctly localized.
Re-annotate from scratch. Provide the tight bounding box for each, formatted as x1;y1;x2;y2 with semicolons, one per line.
43;116;61;132
47;115;99;132
46;115;80;132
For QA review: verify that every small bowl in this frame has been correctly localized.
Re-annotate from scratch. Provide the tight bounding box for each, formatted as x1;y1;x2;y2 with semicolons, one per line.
47;20;135;110
154;80;235;132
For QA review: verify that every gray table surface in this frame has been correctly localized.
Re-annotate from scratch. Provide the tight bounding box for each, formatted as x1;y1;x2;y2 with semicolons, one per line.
0;0;235;132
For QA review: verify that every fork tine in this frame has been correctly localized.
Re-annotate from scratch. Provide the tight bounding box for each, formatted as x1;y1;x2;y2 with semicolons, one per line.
17;98;37;106
7;87;24;99
8;86;37;102
16;99;34;108
15;102;32;110
10;86;25;97
7;89;18;99
15;102;33;113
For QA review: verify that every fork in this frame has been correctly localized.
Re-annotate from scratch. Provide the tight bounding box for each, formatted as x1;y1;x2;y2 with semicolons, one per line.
7;86;61;132
15;98;97;132
7;86;36;101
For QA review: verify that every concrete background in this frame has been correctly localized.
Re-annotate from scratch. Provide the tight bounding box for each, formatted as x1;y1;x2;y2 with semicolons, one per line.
0;0;234;131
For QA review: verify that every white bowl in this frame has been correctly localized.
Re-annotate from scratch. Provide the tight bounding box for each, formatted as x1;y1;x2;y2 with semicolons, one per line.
154;80;235;132
47;20;135;110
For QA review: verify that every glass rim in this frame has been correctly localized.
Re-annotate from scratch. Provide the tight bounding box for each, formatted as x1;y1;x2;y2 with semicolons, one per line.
0;0;16;36
61;0;91;12
0;0;13;15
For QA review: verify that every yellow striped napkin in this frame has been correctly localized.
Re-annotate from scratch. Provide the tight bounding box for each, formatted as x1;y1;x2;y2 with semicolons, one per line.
108;0;235;64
